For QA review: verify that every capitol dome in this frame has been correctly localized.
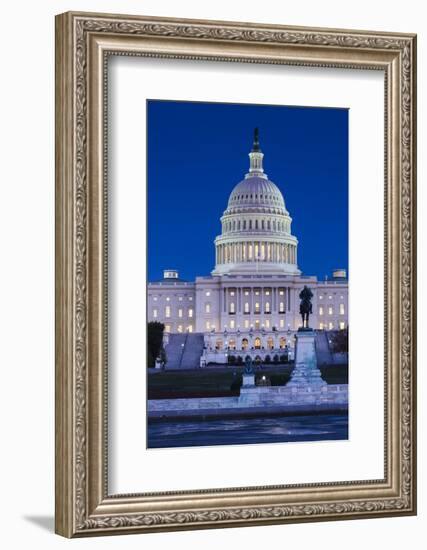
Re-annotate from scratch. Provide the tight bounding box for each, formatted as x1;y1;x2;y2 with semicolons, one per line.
212;129;300;276
227;177;287;212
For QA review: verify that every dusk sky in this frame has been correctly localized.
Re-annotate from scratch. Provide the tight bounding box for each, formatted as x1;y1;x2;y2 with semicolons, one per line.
147;100;348;282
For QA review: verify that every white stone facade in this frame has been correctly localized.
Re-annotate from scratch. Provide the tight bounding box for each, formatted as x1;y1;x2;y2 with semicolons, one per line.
147;130;348;364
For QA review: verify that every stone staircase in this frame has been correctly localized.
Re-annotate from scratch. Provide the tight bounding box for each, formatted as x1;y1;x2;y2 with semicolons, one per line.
164;333;204;370
315;331;333;366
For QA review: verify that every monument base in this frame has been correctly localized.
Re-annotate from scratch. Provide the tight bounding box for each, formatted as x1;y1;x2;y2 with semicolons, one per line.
287;328;326;387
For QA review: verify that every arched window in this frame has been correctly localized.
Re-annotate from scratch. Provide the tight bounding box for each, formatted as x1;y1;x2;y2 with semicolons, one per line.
228;339;236;350
215;338;223;350
205;302;211;314
279;337;286;349
244;302;250;313
241;338;249;350
265;301;271;313
267;337;274;349
229;302;235;314
254;337;261;349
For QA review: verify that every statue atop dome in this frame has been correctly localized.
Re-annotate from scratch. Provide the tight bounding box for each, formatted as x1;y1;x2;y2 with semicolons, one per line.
252;127;261;152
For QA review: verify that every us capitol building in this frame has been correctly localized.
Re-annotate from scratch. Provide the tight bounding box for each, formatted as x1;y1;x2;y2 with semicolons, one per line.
148;130;348;367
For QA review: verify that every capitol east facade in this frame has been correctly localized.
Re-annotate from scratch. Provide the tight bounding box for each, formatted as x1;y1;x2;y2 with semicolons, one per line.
148;130;348;367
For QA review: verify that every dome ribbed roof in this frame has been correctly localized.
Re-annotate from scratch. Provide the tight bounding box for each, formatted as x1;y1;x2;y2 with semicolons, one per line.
227;176;287;212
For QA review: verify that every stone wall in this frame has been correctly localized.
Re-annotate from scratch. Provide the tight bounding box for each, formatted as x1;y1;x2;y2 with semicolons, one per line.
148;384;348;416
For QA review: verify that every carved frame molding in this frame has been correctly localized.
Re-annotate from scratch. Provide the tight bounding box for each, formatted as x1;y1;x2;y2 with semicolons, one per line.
55;11;416;537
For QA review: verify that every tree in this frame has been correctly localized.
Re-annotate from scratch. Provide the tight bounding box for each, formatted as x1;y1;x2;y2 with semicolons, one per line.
330;327;349;353
147;321;165;369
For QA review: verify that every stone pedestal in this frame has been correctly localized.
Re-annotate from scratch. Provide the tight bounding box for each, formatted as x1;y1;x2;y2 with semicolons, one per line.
242;373;255;387
287;329;326;387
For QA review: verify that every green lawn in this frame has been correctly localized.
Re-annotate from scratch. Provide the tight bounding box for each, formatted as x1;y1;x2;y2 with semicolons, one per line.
148;364;348;399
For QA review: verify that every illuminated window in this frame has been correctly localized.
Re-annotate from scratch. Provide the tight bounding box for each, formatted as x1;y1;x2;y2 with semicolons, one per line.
279;289;284;296
279;337;286;349
279;302;285;313
265;301;271;313
340;303;345;315
153;308;158;319
242;338;249;350
328;322;334;330
244;302;250;313
229;320;235;329
319;295;323;300
165;306;171;318
264;319;270;328
254;337;261;349
205;291;211;297
177;325;183;333
205;321;211;330
328;295;332;300
228;339;236;350
189;296;193;301
164;324;171;333
229;302;235;314
255;291;260;296
188;308;193;318
178;296;183;301
319;307;324;316
244;320;250;328
205;303;211;314
153;296;158;301
265;290;270;296
187;325;193;333
319;322;324;330
339;321;345;330
328;306;333;315
267;337;274;349
279;319;285;328
178;308;183;318
230;291;235;297
255;302;260;313
215;338;223;350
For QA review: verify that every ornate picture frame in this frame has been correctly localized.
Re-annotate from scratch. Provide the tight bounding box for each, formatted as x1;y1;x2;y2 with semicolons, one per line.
55;11;417;537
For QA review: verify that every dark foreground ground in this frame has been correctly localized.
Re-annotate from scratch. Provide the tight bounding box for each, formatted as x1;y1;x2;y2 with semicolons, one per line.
148;364;348;399
147;413;348;448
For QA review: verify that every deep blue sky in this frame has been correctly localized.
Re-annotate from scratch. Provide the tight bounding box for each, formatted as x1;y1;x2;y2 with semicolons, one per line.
147;100;348;281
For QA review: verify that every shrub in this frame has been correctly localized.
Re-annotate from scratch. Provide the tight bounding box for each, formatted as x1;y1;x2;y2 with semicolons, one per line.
236;355;243;365
228;355;236;365
280;354;287;363
264;354;271;364
273;354;279;364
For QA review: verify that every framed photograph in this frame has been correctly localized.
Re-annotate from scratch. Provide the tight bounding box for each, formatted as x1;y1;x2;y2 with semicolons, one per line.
55;11;417;537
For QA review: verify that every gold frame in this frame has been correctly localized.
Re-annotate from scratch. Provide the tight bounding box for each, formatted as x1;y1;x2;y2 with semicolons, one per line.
55;11;417;537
